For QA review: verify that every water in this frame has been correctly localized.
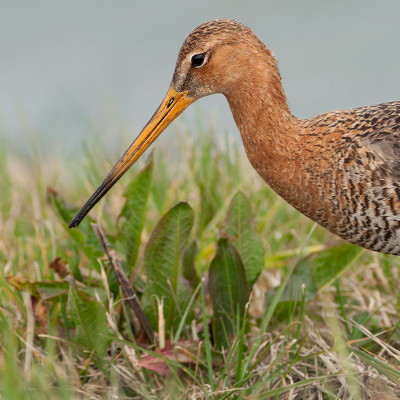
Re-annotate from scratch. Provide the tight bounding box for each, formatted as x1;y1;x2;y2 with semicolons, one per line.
1;0;400;155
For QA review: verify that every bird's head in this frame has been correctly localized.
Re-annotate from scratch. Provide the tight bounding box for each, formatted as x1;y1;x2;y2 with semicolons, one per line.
69;19;267;228
172;19;266;98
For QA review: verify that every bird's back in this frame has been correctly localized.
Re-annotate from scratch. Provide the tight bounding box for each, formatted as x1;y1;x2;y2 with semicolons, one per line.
292;101;400;254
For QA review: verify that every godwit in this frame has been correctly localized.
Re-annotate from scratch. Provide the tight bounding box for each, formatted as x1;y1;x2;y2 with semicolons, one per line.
70;19;400;255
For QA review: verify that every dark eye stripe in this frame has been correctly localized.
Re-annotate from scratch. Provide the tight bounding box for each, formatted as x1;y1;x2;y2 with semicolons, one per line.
191;53;206;68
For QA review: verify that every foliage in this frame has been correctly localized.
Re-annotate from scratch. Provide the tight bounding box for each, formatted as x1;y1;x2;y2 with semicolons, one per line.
118;152;154;270
220;191;265;289
209;238;249;349
141;201;194;332
1;123;400;399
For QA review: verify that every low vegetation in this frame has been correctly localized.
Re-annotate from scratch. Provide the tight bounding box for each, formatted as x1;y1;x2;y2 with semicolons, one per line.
1;120;400;399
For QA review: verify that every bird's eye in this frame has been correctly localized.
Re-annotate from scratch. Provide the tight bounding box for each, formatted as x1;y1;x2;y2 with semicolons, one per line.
191;53;206;68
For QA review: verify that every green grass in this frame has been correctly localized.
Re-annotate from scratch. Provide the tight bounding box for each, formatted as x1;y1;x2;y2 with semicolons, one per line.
1;118;400;399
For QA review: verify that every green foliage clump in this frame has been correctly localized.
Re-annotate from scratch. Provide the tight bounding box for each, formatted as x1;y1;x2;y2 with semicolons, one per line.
1;125;400;399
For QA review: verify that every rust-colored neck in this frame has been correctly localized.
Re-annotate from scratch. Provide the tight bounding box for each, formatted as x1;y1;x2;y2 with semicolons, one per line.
224;49;301;194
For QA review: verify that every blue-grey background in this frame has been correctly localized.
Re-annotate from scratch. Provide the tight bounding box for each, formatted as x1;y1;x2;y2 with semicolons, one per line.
2;1;400;155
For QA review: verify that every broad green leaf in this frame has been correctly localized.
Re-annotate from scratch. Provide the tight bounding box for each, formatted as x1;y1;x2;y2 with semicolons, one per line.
68;287;109;359
182;240;200;289
209;238;250;348
278;243;364;308
142;201;194;332
47;188;103;271
220;191;265;289
118;153;153;269
312;243;364;290
278;257;317;304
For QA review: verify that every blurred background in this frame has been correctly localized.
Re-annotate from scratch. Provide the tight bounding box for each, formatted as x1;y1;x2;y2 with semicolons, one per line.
1;0;400;157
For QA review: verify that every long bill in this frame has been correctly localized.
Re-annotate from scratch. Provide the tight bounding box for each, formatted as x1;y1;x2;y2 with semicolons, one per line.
69;86;195;228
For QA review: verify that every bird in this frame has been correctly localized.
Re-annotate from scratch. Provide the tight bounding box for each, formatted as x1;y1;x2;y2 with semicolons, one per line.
69;19;400;255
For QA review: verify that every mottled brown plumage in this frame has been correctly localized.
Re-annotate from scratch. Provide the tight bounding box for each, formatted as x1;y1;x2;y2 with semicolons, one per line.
70;19;400;255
